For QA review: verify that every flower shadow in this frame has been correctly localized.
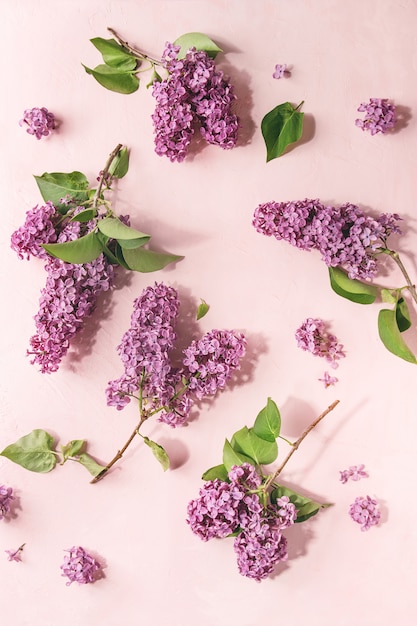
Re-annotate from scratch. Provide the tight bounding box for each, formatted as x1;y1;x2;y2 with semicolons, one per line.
390;104;412;134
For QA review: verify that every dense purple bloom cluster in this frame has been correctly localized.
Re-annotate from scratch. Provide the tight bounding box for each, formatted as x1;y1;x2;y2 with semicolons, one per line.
355;98;396;135
295;318;345;368
151;42;238;161
0;485;14;521
340;464;368;484
11;211;115;373
11;202;58;260
106;283;246;427
253;198;401;280
349;495;381;531
187;464;297;581
19;107;56;139
61;546;102;585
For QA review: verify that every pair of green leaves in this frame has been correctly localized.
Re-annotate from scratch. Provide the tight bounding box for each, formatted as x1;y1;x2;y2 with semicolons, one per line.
84;32;222;94
261;101;305;161
0;430;105;478
329;266;416;364
202;398;329;523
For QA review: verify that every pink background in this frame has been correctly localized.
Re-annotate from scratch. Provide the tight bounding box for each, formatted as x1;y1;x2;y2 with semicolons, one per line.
1;1;417;624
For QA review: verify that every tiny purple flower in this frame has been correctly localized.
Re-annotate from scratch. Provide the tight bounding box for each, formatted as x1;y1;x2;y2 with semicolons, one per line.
61;546;102;585
349;495;381;531
5;544;25;562
273;64;288;79
355;98;396;135
319;371;338;388
0;485;14;520
340;464;368;484
19;107;56;139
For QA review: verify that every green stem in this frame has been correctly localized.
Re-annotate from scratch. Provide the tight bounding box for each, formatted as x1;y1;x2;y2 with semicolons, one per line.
384;248;417;305
107;27;161;65
92;143;123;212
263;400;340;490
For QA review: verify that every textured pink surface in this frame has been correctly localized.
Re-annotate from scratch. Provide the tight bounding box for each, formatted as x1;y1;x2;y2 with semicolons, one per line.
1;1;417;624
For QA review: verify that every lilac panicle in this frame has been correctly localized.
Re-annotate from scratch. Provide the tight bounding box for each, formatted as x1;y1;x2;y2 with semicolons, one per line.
0;485;14;521
295;318;345;368
349;495;381;531
61;546;102;585
234;517;288;581
10;202;58;260
355;98;396;135
19;107;56;139
253;198;401;280
152;42;238;161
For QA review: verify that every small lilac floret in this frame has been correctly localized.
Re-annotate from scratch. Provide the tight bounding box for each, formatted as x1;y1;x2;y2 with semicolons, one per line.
0;485;14;520
61;546;102;585
355;98;396;135
349;495;381;531
273;64;287;79
340;464;368;484
319;371;338;388
19;107;56;139
5;544;25;562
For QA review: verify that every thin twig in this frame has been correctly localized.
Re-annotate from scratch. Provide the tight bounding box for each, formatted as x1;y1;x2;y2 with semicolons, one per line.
386;249;417;305
264;399;340;489
90;418;143;484
107;27;160;65
92;143;123;211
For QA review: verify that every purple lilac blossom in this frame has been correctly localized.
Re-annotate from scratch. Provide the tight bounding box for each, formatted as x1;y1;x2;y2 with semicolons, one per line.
10;202;58;260
319;371;338;388
252;198;401;280
295;318;345;368
273;64;287;79
151;42;238;161
61;546;102;585
340;464;368;484
355;98;396;135
19;107;56;139
349;495;381;531
0;485;14;520
106;282;180;410
5;544;25;562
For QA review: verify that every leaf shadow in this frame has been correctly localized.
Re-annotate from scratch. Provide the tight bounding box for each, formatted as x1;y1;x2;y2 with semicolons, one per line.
284;112;316;155
156;437;190;470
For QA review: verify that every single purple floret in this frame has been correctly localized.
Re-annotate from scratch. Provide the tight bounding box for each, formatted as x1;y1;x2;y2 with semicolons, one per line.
272;64;288;79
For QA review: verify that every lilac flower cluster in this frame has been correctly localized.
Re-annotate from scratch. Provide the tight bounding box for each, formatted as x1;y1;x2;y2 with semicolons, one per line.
253;198;401;280
355;98;396;135
106;283;246;427
187;464;297;581
0;485;14;521
295;318;345;368
19;107;56;139
340;464;368;484
151;42;238;162
61;546;102;585
349;495;381;531
11;209;115;373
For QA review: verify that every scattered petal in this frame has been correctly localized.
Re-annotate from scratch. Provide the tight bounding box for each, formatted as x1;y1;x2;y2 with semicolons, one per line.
272;64;288;79
340;464;368;484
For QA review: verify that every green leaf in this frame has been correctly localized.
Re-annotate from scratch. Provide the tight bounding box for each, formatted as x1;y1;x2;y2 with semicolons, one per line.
108;147;130;179
202;464;229;481
146;69;162;88
271;485;331;523
70;208;97;223
83;64;139;94
90;37;137;70
253;397;281;442
117;237;151;250
395;297;412;332
329;266;378;304
122;247;184;273
380;288;397;304
173;32;222;59
232;426;278;465
0;429;57;473
77;452;107;477
261;102;304;161
143;437;170;471
222;439;256;471
378;308;417;363
196;299;210;320
34;171;89;208
61;439;85;462
97;217;150;242
42;231;103;264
